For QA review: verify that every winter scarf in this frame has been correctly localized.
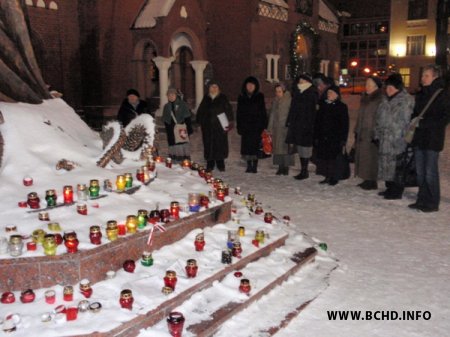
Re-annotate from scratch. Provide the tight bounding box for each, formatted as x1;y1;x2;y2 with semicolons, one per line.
162;97;191;124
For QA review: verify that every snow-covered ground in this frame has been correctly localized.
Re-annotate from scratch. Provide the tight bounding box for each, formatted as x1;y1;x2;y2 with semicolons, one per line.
0;97;449;337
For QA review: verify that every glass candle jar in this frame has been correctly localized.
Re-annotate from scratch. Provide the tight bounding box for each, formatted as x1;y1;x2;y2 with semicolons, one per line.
136;168;144;182
264;212;273;224
103;179;113;191
32;229;46;244
38;211;49;221
20;289;36;303
200;195;209;209
26;241;37;251
89;225;102;245
147;160;156;172
89;180;100;198
191;162;199;171
8;235;24;257
181;159;191;168
119;289;134;310
239;279;251;294
123;259;136;273
188;193;201;212
45;189;57;207
79;279;93;298
116;175;126;192
164;270;177;290
63;186;74;204
221;249;232;264
194;233;205;252
238;226;245;237
106;220;118;241
232;241;242;258
63;285;74;301
64;231;79;253
170;201;180;220
167;312;185;337
137;210;148;229
44;290;56;304
77;184;88;201
254;206;264;215
159;209;170;223
185;259;198;278
216;188;225;202
27;192;40;209
198;167;206;178
77;203;87;215
141;251;154;267
125;215;138;234
124;173;133;189
42;234;57;256
1;292;15;304
165;157;172;168
255;230;265;244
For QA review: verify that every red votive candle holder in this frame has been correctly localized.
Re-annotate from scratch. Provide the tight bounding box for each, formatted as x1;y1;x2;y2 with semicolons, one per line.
66;307;78;321
45;290;56;304
23;176;33;186
26;241;37;251
117;224;126;236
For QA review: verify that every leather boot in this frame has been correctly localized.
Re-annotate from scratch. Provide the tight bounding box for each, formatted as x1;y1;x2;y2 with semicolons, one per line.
294;158;309;180
251;160;258;173
276;165;284;175
282;166;289;176
206;160;215;171
246;161;252;173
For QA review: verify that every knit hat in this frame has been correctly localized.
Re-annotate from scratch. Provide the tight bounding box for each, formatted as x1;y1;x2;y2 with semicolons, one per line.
385;73;404;90
368;76;383;89
166;87;177;95
327;85;341;98
297;73;313;84
126;89;140;97
207;79;220;88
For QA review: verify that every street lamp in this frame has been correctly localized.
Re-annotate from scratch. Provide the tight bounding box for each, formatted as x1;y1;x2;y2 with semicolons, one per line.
350;60;358;94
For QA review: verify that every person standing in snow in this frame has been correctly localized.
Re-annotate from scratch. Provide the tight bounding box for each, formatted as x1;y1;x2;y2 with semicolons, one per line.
196;80;234;172
314;85;349;185
162;88;193;163
285;74;318;180
267;83;293;175
408;65;450;212
354;76;383;190
236;76;268;173
374;74;414;199
117;89;152;127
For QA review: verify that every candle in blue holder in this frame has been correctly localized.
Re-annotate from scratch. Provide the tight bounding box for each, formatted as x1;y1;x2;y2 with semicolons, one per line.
188;193;201;212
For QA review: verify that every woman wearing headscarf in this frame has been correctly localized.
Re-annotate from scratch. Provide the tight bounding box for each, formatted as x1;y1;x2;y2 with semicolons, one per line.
354;76;383;190
162;88;193;162
117;89;151;127
314;85;349;185
374;73;414;199
286;74;318;180
236;76;268;173
268;83;293;175
196;80;234;172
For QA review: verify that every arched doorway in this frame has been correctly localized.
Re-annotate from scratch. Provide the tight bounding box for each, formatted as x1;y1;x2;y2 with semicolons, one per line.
170;33;195;107
133;40;159;102
295;34;310;74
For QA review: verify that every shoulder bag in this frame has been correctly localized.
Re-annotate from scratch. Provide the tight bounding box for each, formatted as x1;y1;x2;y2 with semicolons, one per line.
171;111;189;144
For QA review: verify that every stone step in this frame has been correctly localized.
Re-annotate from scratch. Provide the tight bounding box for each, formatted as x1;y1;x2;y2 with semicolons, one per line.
185;247;317;337
72;231;289;337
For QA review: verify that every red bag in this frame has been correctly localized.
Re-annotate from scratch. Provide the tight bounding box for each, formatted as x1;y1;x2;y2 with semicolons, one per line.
261;130;272;155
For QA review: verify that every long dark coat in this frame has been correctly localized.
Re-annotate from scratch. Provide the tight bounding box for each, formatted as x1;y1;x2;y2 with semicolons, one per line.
117;99;151;127
354;89;383;181
411;78;450;152
236;92;267;156
285;85;318;147
314;99;349;160
196;93;234;161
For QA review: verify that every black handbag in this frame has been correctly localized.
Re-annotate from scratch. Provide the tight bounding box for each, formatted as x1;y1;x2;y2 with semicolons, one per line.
394;147;417;187
335;149;351;180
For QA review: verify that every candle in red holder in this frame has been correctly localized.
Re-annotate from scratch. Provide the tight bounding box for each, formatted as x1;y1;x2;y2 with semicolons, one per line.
170;201;180;219
165;157;172;168
167;311;185;337
191;162;199;171
20;289;35;303
117;223;126;236
200;195;209;209
123;259;136;273
79;279;93;298
204;171;213;181
147;160;156;172
45;290;56;304
216;188;225;201
26;241;37;251
194;232;205;251
66;306;78;321
159;209;170;223
181;159;191;168
282;215;291;225
149;209;161;224
18;201;28;208
136;168;144;182
213;178;223;190
154;156;163;163
64;231;79;253
77;203;87;215
89;225;102;245
23;176;33;186
185;259;198;278
54;233;63;245
198;167;206;178
239;279;251;294
254;205;264;215
27;192;40;209
164;270;177;290
119;289;134;310
232;241;242;258
1;292;15;304
63;185;74;204
63;285;74;301
264;212;273;224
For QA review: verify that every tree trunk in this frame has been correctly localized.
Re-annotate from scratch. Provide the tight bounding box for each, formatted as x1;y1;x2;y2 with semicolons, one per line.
0;0;50;104
435;0;449;72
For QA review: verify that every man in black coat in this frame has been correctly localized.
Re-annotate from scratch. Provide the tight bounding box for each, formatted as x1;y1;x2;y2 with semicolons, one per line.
286;74;319;180
409;65;450;212
117;89;152;127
